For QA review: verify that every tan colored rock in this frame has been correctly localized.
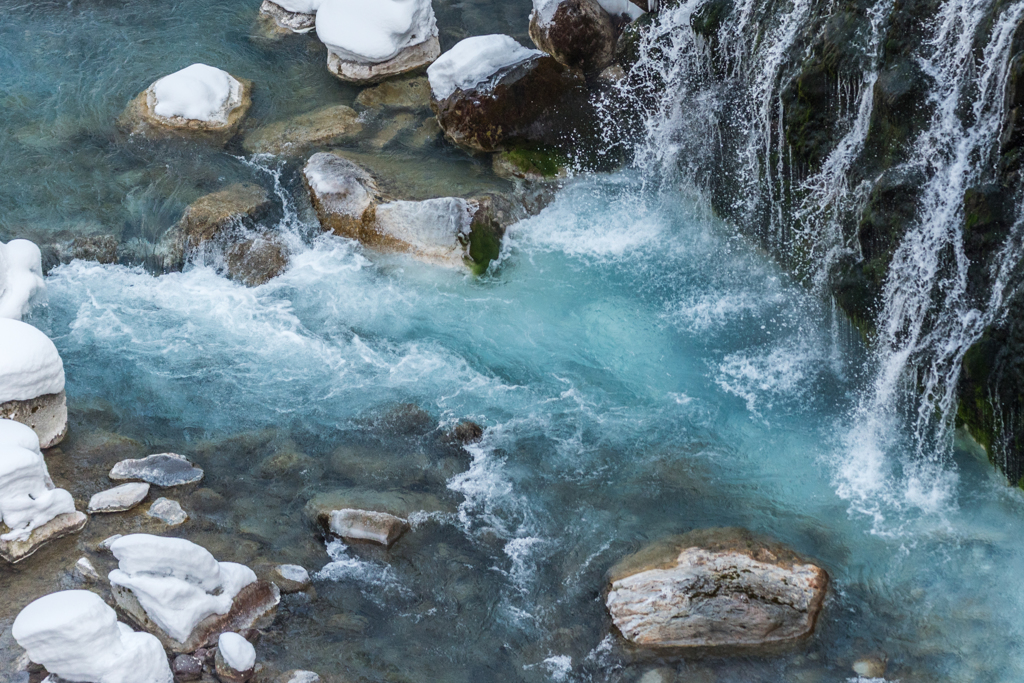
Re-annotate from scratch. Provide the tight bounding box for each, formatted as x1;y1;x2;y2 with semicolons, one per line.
112;580;280;654
327;36;441;85
243;105;364;157
119;74;252;143
355;77;432;110
173;184;272;255
258;0;315;34
327;509;410;547
0;390;67;449
88;482;151;513
605;528;829;652
302;152;380;240
0;511;87;563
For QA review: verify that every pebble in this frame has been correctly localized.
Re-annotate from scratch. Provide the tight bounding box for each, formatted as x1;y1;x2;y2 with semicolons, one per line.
87;482;151;513
146;497;188;526
109;453;204;487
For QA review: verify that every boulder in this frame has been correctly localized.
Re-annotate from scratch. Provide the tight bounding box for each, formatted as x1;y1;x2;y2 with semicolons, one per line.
326;508;410;547
215;632;256;683
0;391;68;450
0;512;87;564
242;105;364;157
316;0;439;84
270;564;312;593
0;319;68;448
119;64;252;142
258;0;316;34
145;497;188;526
605;528;829;652
306;488;452;526
88;482;151;514
303;152;379;240
529;0;618;73
109;453;204;487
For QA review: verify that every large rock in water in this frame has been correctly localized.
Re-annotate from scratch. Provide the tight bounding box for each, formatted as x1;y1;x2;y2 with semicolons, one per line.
258;0;315;34
109;453;205;487
529;0;618;73
427;35;591;153
242;104;364;157
0;319;68;448
605;528;829;652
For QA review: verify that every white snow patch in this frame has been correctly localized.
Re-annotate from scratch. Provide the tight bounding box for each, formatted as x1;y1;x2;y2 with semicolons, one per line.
107;534;257;643
0;418;74;541
595;0;645;20
315;0;437;63
218;632;256;672
374;197;476;264
152;64;237;124
0;318;66;403
13;590;172;683
275;0;322;13
0;239;46;321
427;35;543;100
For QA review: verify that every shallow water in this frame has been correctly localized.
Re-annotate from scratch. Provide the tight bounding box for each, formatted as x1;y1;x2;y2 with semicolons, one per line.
3;0;1024;682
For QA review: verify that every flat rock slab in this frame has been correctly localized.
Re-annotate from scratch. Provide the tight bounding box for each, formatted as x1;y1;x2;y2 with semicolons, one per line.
110;453;204;487
146;497;188;526
0;511;88;563
328;508;410;547
88;482;151;513
605;527;829;653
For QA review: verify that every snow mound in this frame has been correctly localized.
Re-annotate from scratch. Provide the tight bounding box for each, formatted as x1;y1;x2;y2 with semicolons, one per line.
219;632;256;672
427;35;543;100
0;319;65;403
595;0;645;20
275;0;322;13
13;590;172;683
0;239;46;321
151;64;238;124
316;0;437;63
108;534;257;643
0;418;75;542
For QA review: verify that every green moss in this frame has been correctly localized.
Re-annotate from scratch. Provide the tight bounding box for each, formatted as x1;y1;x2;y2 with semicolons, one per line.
501;147;569;179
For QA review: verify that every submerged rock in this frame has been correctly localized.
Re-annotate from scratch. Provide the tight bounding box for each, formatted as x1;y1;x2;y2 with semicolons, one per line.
146;497;188;526
109;453;205;487
529;0;617;73
306;488;451;529
605;528;829;652
88;482;151;514
0;319;68;448
326;508;410;547
259;0;316;34
119;64;252;143
242;104;364;157
355;76;432;110
303;152;379;239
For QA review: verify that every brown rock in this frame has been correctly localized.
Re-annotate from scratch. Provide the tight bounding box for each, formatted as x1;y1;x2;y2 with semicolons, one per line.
529;0;617;73
118;75;252;143
243;105;364;157
605;528;829;653
0;511;88;564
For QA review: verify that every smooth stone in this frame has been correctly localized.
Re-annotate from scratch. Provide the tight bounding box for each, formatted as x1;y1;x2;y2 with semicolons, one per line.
327;36;441;85
0;390;68;449
146;497;188;526
278;671;321;683
448;420;484;444
0;511;88;563
605;528;829;653
74;556;101;582
88;482;151;513
112;580;280;654
305;488;453;523
327;509;410;548
303;152;379;239
172;653;204;681
355;76;431;110
529;0;617;73
99;534;123;550
109;453;204;487
243;105;364;157
270;564;312;593
852;657;887;678
118;74;253;143
258;0;315;33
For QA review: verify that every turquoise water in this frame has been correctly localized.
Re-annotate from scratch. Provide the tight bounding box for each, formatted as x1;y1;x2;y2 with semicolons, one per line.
3;0;1024;681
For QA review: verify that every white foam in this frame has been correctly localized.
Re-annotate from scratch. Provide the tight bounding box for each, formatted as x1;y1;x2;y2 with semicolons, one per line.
427;35;543;100
152;64;236;123
218;632;256;672
0;239;46;321
0;419;74;541
315;0;437;63
12;590;172;683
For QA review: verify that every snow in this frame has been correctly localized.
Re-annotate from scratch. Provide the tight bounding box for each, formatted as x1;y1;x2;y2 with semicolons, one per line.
151;64;237;124
595;0;645;20
12;590;172;683
0;418;74;542
427;35;543;100
0;239;46;321
375;198;475;250
315;0;437;63
218;632;256;672
275;0;322;13
107;534;257;644
0;318;66;403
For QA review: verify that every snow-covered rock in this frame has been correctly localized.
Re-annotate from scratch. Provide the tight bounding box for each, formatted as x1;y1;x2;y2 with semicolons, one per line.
0;418;83;562
215;632;256;682
12;590;172;683
426;35;543;100
303;152;380;237
0;239;46;321
327;508;410;547
119;64;252;142
0;319;67;448
108;534;280;652
529;0;617;72
259;0;317;34
316;0;440;84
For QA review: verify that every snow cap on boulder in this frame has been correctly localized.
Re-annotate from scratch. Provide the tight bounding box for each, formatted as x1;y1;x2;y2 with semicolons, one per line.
427;35;543;100
0;318;65;404
316;0;437;63
12;590;172;683
0;418;74;542
0;239;46;321
151;64;242;124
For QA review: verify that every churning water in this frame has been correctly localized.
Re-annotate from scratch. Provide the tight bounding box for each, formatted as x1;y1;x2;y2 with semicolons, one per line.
4;0;1024;681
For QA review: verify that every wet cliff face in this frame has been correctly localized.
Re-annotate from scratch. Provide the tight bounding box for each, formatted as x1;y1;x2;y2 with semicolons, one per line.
613;0;1024;481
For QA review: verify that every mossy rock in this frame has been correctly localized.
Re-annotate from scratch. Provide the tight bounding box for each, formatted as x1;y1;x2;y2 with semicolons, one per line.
494;147;570;180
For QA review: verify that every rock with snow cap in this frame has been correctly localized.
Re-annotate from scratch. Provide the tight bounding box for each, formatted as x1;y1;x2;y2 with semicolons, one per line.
12;590;172;683
89;482;151;514
215;632;256;683
316;0;440;84
259;0;317;34
529;0;618;73
0;319;68;448
0;239;46;321
109;453;204;487
108;534;280;653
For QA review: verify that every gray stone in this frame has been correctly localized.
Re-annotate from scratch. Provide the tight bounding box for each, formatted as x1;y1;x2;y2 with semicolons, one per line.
88;482;151;513
270;564;312;593
327;509;410;548
0;511;88;563
172;653;204;681
109;453;204;487
258;0;315;33
74;556;101;582
214;638;255;683
852;657;887;678
355;77;432;110
0;390;68;449
605;528;829;653
98;534;123;550
118;74;252;143
327;36;441;85
146;497;188;526
243;105;364;157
